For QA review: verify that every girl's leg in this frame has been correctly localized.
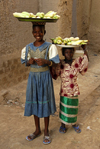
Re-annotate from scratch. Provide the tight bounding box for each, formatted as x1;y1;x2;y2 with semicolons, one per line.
44;116;49;136
43;116;50;143
61;123;65;128
27;115;41;140
34;115;41;135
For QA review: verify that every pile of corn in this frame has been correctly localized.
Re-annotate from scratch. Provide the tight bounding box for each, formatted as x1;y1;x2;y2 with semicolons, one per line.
13;11;60;19
51;36;88;45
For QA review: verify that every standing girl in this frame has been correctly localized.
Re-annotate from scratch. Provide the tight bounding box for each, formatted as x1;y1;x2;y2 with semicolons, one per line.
21;23;59;144
55;46;88;133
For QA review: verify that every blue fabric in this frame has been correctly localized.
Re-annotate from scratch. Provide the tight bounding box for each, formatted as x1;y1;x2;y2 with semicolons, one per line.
21;42;51;66
28;42;51;52
22;42;59;117
24;70;56;117
50;54;60;63
21;42;60;65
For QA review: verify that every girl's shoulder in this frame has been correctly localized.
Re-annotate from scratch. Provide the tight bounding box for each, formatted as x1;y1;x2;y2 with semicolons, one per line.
44;41;52;48
24;43;33;50
45;41;51;45
26;42;33;47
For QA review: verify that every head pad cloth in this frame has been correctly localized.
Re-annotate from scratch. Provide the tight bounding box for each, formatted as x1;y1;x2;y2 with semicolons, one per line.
32;22;46;25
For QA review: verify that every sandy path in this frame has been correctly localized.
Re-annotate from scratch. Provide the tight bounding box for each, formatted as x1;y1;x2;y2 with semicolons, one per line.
0;52;100;149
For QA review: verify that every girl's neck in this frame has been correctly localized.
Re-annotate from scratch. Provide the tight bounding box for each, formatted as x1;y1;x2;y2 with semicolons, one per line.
34;40;45;47
64;58;73;66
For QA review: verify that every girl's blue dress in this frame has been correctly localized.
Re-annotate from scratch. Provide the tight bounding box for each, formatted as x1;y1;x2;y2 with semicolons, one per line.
21;41;59;118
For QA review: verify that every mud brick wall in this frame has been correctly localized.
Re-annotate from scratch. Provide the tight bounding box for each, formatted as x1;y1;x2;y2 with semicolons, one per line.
76;0;100;52
0;0;38;90
38;0;60;42
0;55;30;90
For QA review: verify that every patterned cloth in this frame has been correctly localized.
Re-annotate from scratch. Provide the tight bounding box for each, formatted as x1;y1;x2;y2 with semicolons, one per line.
58;55;88;125
60;55;88;97
21;42;60;118
59;96;78;125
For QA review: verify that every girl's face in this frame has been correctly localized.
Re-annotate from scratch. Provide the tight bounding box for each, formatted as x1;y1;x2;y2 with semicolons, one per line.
32;26;45;42
64;49;74;60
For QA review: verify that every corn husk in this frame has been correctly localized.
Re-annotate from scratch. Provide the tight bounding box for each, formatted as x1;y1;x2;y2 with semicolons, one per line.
57;40;62;44
55;36;62;41
53;39;57;44
22;11;36;18
52;15;60;19
13;11;60;20
13;12;35;18
36;12;44;18
69;37;79;41
44;11;57;18
13;12;29;18
22;11;30;16
51;36;88;45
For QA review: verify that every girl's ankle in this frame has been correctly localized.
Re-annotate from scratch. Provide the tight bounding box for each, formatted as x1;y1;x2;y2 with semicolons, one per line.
61;123;65;128
44;130;49;136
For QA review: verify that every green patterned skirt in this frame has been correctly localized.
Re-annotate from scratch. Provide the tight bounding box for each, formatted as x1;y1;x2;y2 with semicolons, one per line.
59;96;79;125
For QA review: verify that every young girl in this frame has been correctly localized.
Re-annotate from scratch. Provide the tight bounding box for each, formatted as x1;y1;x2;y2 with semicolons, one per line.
55;45;88;133
21;23;60;144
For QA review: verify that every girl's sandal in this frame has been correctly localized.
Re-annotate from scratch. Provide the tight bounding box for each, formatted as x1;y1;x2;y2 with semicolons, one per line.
26;133;41;141
43;135;51;145
59;126;67;133
72;125;81;133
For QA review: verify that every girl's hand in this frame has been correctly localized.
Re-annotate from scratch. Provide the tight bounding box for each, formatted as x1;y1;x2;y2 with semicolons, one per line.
35;58;49;66
28;58;35;65
81;45;86;50
55;63;61;75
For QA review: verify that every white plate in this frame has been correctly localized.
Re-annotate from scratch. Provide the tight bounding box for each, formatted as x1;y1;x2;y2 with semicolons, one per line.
56;44;81;48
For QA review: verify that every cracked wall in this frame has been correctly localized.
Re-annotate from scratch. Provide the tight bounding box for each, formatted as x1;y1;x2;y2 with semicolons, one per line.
0;0;100;90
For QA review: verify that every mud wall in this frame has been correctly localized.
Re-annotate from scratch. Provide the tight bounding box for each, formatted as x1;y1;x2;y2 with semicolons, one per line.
0;0;100;90
38;0;60;42
88;0;100;52
57;0;73;58
76;0;91;39
0;0;38;90
39;0;73;40
76;0;100;52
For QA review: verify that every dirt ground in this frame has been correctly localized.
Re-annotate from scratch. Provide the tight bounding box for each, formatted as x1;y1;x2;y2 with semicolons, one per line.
0;51;100;149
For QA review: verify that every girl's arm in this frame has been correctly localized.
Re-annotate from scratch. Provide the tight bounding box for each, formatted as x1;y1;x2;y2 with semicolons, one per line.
21;46;34;66
79;54;88;75
50;62;61;80
49;44;60;79
81;45;89;61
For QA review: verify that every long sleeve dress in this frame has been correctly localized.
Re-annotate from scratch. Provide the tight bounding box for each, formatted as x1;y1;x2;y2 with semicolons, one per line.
58;55;88;125
21;41;60;118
